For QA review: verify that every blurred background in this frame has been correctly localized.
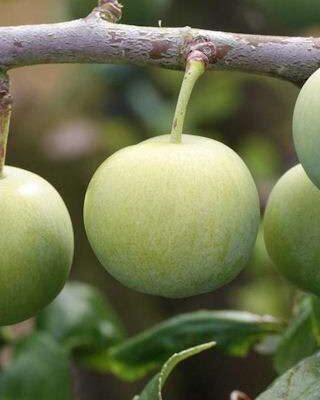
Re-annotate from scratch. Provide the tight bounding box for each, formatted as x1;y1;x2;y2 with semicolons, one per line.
1;0;319;399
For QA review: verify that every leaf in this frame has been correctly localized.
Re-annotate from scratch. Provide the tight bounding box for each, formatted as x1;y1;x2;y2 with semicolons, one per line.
133;342;215;400
274;296;320;374
36;281;125;353
0;333;72;400
81;310;282;381
256;351;320;399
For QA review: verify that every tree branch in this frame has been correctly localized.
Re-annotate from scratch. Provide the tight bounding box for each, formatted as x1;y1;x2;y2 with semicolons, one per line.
0;8;319;85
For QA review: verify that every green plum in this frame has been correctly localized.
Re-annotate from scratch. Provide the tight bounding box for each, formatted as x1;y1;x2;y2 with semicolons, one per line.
293;67;320;189
264;164;320;295
0;166;74;326
84;134;260;298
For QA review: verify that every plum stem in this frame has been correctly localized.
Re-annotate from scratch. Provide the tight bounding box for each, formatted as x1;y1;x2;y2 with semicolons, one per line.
170;60;205;144
0;72;12;177
170;37;216;144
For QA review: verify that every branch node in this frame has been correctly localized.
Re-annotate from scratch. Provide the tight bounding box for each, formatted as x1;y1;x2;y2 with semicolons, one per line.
0;74;12;113
98;0;123;23
186;35;217;68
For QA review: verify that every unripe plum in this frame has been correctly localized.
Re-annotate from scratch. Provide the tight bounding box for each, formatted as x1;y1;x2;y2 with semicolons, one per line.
264;164;320;295
0;166;74;326
293;67;320;188
84;134;260;298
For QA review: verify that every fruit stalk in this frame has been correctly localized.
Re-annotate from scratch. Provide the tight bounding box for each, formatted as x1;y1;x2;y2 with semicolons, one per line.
170;60;205;143
0;72;12;177
170;38;216;144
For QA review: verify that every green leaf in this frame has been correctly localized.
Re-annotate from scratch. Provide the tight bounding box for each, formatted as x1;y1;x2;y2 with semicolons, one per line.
81;310;282;381
257;351;320;399
133;342;215;400
274;296;320;374
36;281;125;353
0;333;72;400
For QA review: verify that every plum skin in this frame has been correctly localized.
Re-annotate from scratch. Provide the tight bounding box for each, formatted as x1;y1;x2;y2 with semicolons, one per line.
84;134;260;298
0;166;74;326
264;164;320;295
293;67;320;189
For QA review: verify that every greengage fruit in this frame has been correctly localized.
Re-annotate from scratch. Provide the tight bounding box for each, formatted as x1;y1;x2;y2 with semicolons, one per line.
293;67;320;188
264;164;320;295
84;134;260;298
0;166;74;326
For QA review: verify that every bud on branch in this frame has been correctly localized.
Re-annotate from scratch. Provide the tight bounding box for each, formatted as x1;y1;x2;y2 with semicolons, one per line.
98;0;123;22
230;390;252;400
186;35;217;67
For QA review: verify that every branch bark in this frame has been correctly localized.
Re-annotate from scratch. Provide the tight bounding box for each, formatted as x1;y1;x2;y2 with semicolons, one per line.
0;9;320;85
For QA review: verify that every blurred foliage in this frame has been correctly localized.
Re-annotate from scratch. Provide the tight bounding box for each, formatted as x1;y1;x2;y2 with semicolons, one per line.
0;283;282;400
187;73;244;129
232;228;292;319
274;296;320;374
0;334;72;400
37;282;125;353
239;136;281;182
81;310;282;381
66;0;96;19
253;0;320;31
121;0;172;25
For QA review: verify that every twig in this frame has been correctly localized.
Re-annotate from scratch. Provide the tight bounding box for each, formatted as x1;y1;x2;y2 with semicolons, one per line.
0;7;319;84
